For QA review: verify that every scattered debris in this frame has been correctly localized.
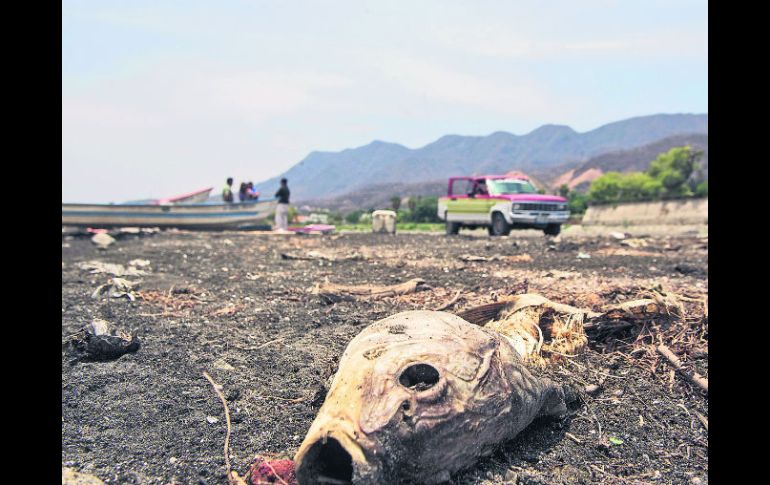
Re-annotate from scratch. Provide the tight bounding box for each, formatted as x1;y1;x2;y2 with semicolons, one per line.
621;238;648;248
585;384;602;395
694;411;708;431
202;371;241;485
62;467;107;485
459;254;500;262
459;254;532;263
77;260;149;277
137;287;203;315
541;270;581;279
594;247;659;257
576;252;591;259
281;250;364;262
311;278;429;303
657;344;708;394
290;224;336;235
506;254;533;263
212;303;246;316
434;289;462;311
214;359;236;372
610;232;627;240
91;277;139;301
65;319;140;362
565;432;582;444
457;291;684;363
91;233;116;249
249;456;297;485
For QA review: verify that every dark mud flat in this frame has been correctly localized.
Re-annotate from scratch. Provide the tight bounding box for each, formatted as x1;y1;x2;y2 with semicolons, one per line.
62;230;708;484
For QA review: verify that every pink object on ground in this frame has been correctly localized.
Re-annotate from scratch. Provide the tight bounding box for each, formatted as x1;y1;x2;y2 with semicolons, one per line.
288;224;336;234
86;228;109;234
249;456;297;485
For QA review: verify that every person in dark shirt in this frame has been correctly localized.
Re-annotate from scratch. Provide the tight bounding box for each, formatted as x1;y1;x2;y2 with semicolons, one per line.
238;182;248;202
274;178;290;231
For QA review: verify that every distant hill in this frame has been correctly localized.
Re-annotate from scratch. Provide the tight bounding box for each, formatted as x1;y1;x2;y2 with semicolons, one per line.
300;180;447;214
547;133;709;191
254;113;707;202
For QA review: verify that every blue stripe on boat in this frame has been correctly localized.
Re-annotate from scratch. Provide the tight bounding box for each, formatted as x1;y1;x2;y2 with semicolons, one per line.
62;211;264;218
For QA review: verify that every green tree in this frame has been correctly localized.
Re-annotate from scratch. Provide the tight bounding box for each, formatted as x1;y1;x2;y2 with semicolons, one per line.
648;146;703;198
410;196;441;223
344;209;364;224
567;192;588;214
558;184;570;198
587;172;623;203
390;196;402;211
617;172;662;201
695;180;708;197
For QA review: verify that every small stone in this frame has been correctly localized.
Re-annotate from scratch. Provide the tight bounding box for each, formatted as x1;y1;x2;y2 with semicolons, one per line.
213;359;235;372
504;469;519;483
90;233;115;249
206;416;219;424
169;457;178;464
62;467;106;484
585;384;601;395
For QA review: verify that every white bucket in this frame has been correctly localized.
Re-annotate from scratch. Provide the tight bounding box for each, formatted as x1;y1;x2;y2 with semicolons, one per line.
372;210;397;234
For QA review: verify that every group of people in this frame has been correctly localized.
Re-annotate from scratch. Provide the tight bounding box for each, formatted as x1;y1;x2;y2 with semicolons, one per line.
239;181;260;201
221;178;261;202
221;177;291;231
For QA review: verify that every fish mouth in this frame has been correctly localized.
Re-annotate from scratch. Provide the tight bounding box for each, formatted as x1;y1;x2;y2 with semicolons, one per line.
295;428;378;484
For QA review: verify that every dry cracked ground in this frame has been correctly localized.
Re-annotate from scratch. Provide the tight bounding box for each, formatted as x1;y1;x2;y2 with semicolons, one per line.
62;229;708;484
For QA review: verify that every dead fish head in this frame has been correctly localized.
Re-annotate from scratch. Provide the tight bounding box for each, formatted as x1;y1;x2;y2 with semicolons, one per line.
295;310;563;484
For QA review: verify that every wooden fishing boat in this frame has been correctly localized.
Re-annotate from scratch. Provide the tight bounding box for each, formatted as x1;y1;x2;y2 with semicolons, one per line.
62;198;278;230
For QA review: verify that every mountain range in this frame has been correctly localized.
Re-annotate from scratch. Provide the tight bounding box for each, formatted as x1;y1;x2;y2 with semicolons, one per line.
251;113;708;208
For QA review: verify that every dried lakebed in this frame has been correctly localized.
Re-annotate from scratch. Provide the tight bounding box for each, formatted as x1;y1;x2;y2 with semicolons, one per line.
62;231;708;484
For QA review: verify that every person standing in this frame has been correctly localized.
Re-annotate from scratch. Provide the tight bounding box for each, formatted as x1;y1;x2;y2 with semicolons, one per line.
222;177;234;203
274;178;290;231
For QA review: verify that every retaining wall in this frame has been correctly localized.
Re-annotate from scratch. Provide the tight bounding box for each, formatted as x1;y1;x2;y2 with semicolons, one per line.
582;198;707;226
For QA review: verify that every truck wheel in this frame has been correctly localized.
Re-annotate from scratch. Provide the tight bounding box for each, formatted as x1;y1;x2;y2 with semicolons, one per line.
491;213;510;236
544;224;561;236
446;219;460;235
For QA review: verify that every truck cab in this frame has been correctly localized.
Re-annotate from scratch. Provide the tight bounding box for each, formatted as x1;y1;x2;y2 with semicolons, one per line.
437;174;569;236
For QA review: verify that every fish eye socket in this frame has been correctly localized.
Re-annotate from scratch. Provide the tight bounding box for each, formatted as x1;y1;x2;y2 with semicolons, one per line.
399;364;440;391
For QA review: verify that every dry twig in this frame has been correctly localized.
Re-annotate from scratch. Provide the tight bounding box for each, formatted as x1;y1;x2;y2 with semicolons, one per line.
203;371;239;485
434;290;462;311
694;411;708;431
656;344;708;393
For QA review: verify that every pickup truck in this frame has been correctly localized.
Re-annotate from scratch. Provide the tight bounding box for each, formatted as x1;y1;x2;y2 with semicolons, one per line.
437;175;569;236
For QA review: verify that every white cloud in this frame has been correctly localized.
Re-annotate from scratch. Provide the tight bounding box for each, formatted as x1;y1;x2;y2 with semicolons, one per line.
429;23;706;61
63;66;354;128
375;56;558;115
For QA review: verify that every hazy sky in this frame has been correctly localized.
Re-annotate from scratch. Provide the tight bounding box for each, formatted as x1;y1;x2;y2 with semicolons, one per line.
62;0;708;203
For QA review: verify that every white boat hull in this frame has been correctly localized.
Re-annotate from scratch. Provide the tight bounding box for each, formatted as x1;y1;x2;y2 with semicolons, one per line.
62;199;278;230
